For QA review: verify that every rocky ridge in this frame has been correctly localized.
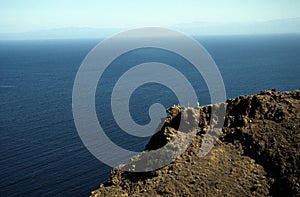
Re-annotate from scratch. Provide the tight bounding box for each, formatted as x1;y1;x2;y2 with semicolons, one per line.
91;90;300;197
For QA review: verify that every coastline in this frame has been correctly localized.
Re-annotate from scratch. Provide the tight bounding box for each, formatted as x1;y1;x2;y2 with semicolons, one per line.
91;89;300;196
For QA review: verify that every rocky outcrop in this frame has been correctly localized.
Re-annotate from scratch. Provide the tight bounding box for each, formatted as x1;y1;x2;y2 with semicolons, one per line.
91;90;300;197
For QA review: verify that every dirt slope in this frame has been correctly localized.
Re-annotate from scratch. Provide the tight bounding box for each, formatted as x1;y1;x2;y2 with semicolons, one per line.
91;90;300;197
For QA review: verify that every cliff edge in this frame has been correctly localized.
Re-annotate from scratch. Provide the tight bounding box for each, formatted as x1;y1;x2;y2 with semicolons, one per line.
91;90;300;197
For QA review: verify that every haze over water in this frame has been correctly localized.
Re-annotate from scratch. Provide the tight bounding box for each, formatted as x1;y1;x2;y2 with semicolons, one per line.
1;34;300;195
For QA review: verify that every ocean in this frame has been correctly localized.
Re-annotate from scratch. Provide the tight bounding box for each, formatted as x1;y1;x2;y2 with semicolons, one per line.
1;34;300;196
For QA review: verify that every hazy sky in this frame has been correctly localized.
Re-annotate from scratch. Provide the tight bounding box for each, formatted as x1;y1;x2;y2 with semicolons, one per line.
1;0;300;33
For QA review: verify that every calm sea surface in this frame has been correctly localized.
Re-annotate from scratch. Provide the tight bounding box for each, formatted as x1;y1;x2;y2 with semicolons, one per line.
1;34;300;196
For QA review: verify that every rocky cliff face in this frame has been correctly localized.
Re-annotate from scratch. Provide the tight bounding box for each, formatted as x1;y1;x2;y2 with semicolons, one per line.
91;90;300;197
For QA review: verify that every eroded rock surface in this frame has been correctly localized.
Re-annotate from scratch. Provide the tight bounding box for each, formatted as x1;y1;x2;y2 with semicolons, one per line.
91;90;300;197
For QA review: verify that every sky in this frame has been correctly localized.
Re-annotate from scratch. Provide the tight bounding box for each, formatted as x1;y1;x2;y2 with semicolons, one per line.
0;0;300;33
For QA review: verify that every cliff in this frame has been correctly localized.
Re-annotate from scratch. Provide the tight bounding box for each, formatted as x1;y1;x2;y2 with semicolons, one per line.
91;90;300;197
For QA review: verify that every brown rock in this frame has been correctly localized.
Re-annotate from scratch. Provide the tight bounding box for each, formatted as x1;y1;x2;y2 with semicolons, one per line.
91;90;300;197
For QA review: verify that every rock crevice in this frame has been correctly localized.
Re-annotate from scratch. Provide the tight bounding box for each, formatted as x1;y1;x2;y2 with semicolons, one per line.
91;90;300;197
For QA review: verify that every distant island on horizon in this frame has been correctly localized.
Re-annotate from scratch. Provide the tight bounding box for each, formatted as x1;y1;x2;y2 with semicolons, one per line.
1;17;300;40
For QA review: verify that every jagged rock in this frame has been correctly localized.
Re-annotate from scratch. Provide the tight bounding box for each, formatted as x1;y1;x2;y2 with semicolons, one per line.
91;90;300;197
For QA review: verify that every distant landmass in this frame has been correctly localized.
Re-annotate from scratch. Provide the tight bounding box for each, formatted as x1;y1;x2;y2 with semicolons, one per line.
0;17;299;40
0;27;124;40
173;17;300;35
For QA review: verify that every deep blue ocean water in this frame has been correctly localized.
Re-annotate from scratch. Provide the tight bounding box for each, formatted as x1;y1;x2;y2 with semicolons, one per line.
1;34;300;196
